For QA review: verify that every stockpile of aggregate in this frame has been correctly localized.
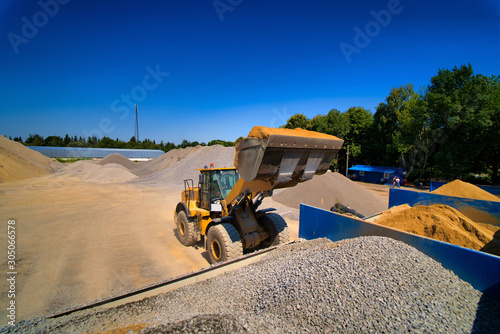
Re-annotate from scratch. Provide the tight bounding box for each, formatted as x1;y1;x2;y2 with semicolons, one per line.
7;237;500;333
132;146;202;177
59;159;138;183
133;145;236;189
0;136;60;182
247;125;343;140
97;153;139;170
432;180;500;202
49;146;234;185
374;204;500;256
273;172;387;216
82;163;138;183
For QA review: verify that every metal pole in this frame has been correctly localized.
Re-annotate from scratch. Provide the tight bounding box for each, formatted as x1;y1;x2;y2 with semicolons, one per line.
135;104;139;142
346;145;349;178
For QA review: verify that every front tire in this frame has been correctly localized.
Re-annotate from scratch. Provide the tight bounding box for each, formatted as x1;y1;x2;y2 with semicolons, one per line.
207;223;243;264
258;213;290;248
176;211;197;246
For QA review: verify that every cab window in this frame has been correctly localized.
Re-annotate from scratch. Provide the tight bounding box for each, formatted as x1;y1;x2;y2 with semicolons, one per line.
211;170;239;200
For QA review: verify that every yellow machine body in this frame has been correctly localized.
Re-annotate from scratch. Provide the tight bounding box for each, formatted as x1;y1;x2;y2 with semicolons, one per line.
174;126;344;263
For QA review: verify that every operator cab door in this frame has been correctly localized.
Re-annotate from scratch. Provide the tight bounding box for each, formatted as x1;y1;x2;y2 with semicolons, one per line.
200;171;211;211
200;169;238;212
200;170;222;211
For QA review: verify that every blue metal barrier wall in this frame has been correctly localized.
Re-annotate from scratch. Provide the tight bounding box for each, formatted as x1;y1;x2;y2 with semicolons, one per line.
430;181;500;195
388;188;500;226
299;204;500;301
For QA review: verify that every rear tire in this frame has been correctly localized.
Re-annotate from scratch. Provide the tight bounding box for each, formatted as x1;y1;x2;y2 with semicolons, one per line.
258;213;290;248
176;211;197;246
207;223;243;264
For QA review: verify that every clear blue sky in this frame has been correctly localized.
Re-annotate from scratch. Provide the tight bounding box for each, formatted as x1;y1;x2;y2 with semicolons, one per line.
1;0;499;144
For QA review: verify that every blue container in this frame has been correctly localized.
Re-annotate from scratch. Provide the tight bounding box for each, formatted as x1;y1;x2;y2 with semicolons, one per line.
389;188;500;226
299;204;500;301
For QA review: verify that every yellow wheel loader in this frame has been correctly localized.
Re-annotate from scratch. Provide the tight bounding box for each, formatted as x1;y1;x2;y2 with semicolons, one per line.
174;126;344;264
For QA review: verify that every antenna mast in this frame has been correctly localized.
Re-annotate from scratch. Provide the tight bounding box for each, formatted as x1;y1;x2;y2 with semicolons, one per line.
134;104;139;142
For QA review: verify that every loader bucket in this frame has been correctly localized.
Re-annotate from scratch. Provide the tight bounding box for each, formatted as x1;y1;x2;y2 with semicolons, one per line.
234;126;344;187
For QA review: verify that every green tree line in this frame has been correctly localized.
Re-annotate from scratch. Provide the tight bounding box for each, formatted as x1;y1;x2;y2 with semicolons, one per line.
282;64;500;185
10;134;234;152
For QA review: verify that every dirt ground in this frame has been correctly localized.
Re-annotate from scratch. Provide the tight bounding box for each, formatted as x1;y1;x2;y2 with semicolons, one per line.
354;182;430;202
0;172;299;325
356;182;391;201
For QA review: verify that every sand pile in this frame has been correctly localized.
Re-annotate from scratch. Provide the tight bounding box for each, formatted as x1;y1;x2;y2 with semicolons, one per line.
53;146;234;185
83;163;138;183
133;146;203;177
97;153;139;170
273;172;387;216
375;204;500;256
60;160;138;183
432;180;499;202
0;135;60;182
134;145;235;188
247;125;342;140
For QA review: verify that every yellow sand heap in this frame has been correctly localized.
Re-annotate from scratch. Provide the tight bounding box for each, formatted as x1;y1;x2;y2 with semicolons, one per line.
375;204;500;256
247;126;342;141
0;135;59;182
431;180;499;202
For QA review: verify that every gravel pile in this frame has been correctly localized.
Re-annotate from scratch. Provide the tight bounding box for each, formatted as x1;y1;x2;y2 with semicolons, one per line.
274;172;387;216
57;160;138;183
97;153;139;170
51;145;235;185
134;145;235;189
82;163;138;183
6;237;499;333
132;146;202;177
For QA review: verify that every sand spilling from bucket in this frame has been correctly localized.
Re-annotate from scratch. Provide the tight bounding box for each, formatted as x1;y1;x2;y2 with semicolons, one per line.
247;126;342;140
431;180;499;202
273;172;387;217
375;204;500;256
0;135;60;182
97;153;139;170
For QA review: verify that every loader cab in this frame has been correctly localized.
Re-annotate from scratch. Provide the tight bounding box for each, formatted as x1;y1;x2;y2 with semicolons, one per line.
198;167;239;211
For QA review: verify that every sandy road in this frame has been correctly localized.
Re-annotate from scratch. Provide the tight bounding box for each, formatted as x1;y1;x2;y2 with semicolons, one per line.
0;173;299;326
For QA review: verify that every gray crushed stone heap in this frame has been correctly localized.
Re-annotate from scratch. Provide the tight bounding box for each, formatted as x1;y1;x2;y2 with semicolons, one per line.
5;236;500;333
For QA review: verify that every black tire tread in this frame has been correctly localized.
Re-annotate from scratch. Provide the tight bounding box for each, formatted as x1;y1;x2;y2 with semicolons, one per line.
177;211;197;246
259;213;290;247
207;223;243;264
